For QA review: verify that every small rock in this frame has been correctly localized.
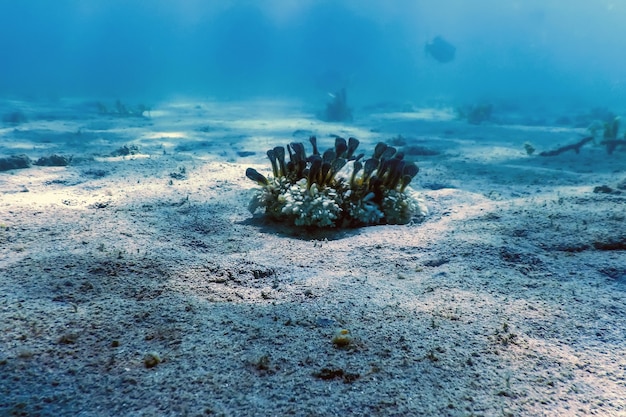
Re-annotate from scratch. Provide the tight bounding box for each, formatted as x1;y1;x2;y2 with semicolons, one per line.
58;333;79;344
34;154;71;167
315;317;335;327
0;155;31;171
593;185;613;194
83;169;108;178
332;329;353;348
236;151;255;157
143;352;161;368
111;145;139;157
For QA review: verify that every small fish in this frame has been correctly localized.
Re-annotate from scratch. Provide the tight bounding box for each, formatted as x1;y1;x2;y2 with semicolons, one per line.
425;36;456;63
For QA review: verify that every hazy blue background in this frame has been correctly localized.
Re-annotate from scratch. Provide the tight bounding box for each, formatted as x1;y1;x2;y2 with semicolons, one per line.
1;0;625;109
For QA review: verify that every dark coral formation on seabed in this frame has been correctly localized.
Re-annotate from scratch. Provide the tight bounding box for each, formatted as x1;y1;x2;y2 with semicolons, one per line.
601;116;626;154
323;88;353;122
245;136;428;228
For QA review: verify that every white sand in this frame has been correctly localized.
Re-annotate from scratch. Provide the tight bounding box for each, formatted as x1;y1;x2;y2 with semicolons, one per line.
1;98;625;416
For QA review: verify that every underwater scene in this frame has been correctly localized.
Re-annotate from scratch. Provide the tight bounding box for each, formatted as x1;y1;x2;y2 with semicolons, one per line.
1;1;625;415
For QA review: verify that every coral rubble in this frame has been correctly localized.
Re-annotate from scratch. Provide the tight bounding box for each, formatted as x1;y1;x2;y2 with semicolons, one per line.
539;136;593;157
246;137;428;228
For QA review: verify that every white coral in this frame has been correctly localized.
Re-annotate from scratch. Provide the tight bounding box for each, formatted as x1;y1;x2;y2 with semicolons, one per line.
248;178;290;218
381;189;428;225
347;192;384;225
281;182;342;227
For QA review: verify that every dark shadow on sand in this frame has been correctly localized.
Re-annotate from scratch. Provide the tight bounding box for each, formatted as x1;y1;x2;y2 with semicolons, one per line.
237;215;364;241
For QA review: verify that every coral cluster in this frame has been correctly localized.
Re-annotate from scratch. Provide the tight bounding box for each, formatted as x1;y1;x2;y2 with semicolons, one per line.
96;100;150;118
601;116;626;154
246;137;427;228
322;88;352;122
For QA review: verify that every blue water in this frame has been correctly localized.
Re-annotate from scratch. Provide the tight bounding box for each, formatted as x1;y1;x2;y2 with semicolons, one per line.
1;1;626;109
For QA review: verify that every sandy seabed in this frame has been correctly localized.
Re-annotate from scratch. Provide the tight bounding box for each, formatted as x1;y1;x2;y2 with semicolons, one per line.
1;98;625;416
